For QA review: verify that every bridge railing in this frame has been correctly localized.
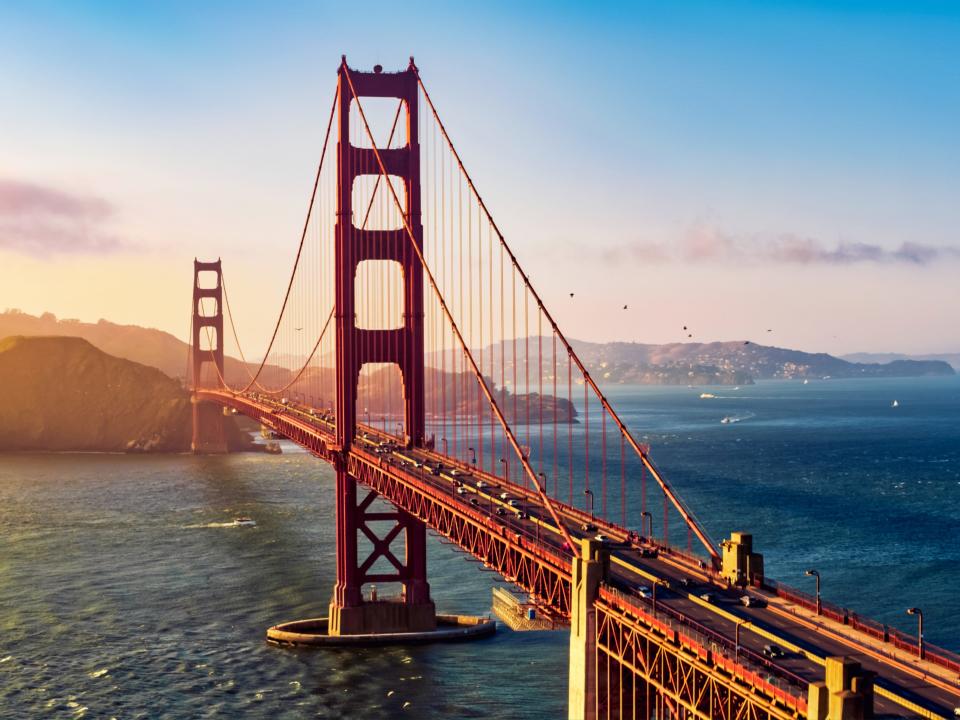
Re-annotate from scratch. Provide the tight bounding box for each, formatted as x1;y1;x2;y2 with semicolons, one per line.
762;578;960;675
600;585;809;715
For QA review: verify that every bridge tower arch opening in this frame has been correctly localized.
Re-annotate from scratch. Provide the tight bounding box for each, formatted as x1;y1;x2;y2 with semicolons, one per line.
191;258;228;454
329;57;434;636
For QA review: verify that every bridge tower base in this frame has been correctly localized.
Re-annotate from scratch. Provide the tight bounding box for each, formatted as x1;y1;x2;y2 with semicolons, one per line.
568;538;610;720
191;397;229;454
327;464;435;637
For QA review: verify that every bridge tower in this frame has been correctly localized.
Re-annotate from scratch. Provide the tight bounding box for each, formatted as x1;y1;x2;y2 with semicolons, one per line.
328;58;434;635
190;258;228;454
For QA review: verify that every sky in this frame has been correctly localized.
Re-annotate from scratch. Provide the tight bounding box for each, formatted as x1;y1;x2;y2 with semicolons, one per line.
1;0;958;355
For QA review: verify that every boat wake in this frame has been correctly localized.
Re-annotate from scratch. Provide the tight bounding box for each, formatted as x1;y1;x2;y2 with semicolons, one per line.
720;412;755;425
183;518;257;529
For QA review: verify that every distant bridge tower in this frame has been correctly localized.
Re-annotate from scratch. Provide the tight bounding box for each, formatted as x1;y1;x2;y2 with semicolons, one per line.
329;57;434;635
191;258;228;454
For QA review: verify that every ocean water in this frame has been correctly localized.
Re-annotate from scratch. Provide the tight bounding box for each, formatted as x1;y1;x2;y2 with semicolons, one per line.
1;376;958;718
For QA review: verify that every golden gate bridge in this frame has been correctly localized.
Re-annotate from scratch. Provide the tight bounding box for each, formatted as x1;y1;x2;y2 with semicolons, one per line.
188;57;960;720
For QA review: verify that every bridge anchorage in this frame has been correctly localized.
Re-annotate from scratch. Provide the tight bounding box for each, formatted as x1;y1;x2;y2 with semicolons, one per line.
190;57;960;719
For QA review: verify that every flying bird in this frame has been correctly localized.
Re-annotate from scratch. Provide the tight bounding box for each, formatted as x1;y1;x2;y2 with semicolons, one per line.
687;334;693;338
766;329;772;332
683;325;688;330
623;305;628;310
569;293;575;298
295;327;303;331
744;341;751;345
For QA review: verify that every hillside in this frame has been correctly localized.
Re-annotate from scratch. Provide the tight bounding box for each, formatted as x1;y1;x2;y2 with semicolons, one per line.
842;352;960;371
0;336;253;452
566;340;955;382
0;310;290;386
446;338;954;385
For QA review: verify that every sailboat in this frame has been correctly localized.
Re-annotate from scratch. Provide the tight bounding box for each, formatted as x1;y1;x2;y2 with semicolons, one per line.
891;400;899;408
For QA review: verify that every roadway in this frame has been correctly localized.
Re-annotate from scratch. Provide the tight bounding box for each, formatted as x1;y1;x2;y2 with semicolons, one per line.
229;393;960;719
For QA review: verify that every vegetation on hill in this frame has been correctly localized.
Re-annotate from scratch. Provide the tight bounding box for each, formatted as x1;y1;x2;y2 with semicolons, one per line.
0;336;253;452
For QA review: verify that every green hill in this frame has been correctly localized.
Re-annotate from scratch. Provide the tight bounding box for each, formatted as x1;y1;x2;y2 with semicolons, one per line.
0;336;251;452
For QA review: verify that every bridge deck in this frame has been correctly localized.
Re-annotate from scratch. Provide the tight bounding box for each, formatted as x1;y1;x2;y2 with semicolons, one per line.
199;389;960;719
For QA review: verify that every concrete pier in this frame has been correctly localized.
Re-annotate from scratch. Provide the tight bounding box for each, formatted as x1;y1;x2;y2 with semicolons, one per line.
568;538;609;720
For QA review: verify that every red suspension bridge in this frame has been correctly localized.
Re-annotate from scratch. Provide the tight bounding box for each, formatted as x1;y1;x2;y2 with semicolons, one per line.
189;57;960;720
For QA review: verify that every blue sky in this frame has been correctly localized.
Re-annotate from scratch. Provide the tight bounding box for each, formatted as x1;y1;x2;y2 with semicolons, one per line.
1;1;957;353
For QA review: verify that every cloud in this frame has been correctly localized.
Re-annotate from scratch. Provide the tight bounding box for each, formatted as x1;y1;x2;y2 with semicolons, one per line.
0;179;128;256
604;223;960;267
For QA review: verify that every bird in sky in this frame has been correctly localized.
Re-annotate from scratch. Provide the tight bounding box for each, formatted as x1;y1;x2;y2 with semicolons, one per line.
295;327;303;331
766;328;772;332
569;292;575;298
623;304;628;310
683;325;688;330
744;341;751;345
687;334;693;338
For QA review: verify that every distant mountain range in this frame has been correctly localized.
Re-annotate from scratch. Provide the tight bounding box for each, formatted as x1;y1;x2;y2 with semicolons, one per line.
841;352;960;371
2;310;953;387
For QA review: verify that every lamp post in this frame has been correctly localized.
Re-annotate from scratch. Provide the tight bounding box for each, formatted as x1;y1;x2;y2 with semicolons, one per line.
906;607;924;660
584;489;594;521
499;457;509;484
441;437;448;457
804;569;821;615
364;407;371;428
468;447;476;467
641;511;652;539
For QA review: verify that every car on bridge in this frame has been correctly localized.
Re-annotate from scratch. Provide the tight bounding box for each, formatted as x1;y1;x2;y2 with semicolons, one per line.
762;644;785;659
740;594;766;608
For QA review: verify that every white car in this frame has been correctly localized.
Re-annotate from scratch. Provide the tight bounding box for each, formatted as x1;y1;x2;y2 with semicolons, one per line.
476;480;487;489
637;586;652;598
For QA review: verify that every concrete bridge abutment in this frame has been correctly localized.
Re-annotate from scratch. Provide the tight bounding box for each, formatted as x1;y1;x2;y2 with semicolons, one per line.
568;537;610;720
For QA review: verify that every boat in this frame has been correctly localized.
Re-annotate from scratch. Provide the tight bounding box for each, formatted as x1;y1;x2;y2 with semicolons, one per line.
233;517;257;527
891;400;899;408
720;416;734;424
803;379;809;385
700;393;716;399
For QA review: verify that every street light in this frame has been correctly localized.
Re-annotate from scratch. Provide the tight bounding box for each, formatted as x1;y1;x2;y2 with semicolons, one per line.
363;407;371;428
499;457;509;484
584;489;594;521
441;437;448;457
906;607;924;660
804;569;821;615
468;447;477;466
640;511;653;538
